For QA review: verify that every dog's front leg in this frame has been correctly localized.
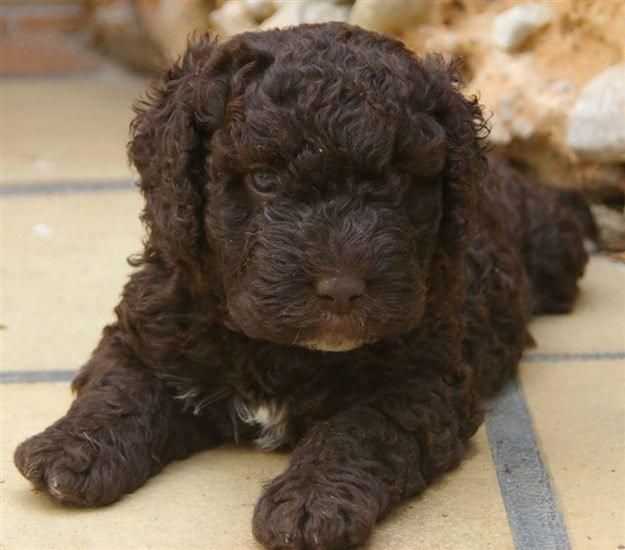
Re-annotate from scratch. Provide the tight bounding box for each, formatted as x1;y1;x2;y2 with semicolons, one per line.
14;337;217;506
253;377;480;549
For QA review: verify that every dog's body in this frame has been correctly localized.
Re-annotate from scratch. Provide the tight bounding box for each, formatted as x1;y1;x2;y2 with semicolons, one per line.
15;24;591;549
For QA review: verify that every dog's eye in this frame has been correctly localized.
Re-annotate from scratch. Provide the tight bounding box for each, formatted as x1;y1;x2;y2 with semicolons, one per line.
249;170;280;195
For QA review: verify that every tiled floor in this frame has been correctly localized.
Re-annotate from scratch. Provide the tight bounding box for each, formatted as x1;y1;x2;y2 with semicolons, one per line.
521;360;625;548
1;63;624;550
1;73;144;184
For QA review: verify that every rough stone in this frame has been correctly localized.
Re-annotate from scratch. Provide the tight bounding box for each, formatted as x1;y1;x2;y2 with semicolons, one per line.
492;3;553;51
86;0;165;72
348;0;428;36
244;0;277;22
590;205;625;252
260;0;349;30
401;0;625;199
151;0;213;59
209;0;257;37
566;64;625;163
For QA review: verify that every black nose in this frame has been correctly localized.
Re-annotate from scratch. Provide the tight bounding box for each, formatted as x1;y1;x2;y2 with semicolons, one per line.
315;274;366;314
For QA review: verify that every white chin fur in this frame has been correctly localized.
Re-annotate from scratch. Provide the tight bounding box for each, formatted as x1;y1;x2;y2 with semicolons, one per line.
301;339;363;352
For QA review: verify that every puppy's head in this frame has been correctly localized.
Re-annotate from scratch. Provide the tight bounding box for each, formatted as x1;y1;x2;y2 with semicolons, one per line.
130;23;486;351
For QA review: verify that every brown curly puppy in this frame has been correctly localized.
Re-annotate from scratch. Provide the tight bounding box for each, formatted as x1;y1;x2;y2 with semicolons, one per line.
15;23;592;549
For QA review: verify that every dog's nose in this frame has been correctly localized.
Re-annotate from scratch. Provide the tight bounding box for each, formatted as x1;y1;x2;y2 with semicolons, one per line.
315;274;366;314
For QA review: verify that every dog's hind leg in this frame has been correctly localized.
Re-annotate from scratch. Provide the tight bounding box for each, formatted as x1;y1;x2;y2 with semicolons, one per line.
520;185;592;314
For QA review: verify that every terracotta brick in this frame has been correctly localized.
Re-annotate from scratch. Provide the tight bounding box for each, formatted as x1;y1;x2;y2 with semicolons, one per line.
18;14;84;33
0;36;101;75
0;0;83;4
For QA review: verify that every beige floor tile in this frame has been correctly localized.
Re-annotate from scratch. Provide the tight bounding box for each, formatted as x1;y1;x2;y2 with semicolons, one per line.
0;73;147;185
369;428;513;549
520;360;625;548
2;384;512;550
528;257;625;355
1;191;143;373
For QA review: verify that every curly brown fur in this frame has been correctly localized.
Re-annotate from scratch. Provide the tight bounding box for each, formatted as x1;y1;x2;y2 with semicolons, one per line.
15;23;591;548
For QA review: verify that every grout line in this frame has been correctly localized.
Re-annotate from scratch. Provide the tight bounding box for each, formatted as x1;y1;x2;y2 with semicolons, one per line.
0;180;136;196
485;378;571;550
522;351;625;362
1;370;76;384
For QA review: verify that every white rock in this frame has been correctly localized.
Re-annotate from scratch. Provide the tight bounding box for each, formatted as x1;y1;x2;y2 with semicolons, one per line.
488;115;512;145
209;0;257;37
244;0;276;22
348;0;427;35
512;117;535;140
301;1;350;25
498;94;514;124
566;63;625;163
260;0;349;30
492;3;553;51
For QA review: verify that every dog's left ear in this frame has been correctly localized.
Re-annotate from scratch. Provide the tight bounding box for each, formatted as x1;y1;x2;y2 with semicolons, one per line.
422;55;488;253
129;34;273;265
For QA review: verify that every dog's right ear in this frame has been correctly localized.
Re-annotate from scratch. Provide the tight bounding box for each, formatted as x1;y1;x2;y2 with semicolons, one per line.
129;34;273;266
420;54;489;254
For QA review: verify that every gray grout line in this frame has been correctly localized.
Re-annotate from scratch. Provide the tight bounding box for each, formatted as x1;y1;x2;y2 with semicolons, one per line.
1;180;136;196
485;378;570;550
522;351;625;363
1;370;77;383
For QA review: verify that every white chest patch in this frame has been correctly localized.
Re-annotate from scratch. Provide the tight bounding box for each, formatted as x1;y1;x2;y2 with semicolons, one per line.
232;397;290;451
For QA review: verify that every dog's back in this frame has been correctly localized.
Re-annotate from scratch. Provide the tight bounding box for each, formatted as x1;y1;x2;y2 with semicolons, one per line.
486;154;593;314
463;154;593;394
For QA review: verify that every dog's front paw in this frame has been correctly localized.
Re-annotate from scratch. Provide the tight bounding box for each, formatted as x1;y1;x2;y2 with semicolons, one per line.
252;469;378;549
14;421;132;507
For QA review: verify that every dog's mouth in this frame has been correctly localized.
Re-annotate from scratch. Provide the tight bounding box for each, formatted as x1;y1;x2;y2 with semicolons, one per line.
226;294;374;351
226;281;421;352
295;311;373;352
299;337;365;353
